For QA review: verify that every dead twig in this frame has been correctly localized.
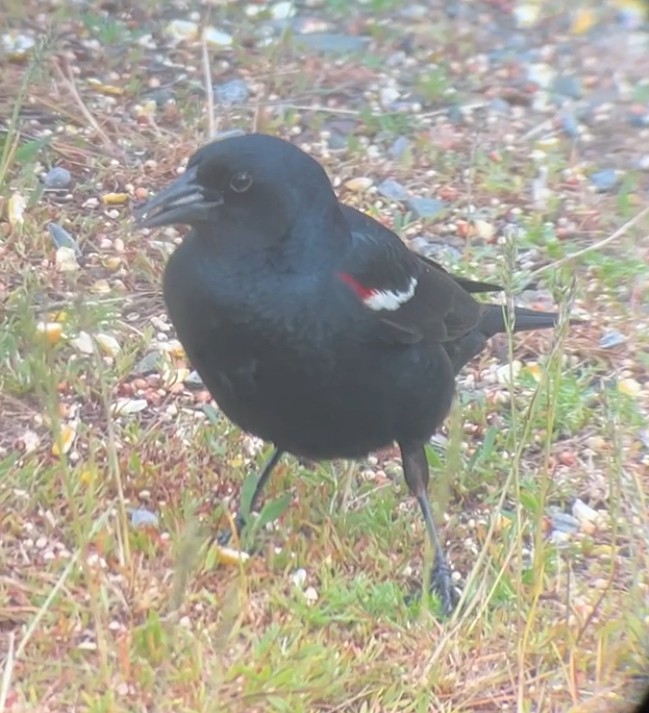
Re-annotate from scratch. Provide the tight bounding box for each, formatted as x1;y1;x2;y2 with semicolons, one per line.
529;205;649;280
51;56;122;157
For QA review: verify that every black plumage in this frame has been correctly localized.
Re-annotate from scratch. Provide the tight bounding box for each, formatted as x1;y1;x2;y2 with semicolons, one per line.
136;133;562;614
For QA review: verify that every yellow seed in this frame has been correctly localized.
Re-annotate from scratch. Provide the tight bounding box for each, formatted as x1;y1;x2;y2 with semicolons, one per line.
103;256;122;272
571;7;597;35
86;77;124;94
37;321;63;345
48;311;68;323
52;423;76;456
95;333;121;357
618;378;641;397
214;545;250;566
90;279;112;295
102;192;129;206
524;362;543;382
167;341;186;359
344;177;373;192
8;192;26;227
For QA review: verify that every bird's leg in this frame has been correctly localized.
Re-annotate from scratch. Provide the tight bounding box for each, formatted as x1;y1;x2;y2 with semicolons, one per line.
400;443;458;616
247;447;285;514
218;447;284;545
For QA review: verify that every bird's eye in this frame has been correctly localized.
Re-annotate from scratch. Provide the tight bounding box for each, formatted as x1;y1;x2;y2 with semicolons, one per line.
229;171;253;193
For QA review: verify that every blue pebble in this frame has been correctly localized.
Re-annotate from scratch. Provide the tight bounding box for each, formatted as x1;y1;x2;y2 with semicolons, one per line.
589;168;619;193
377;179;409;201
406;197;447;219
43;166;71;189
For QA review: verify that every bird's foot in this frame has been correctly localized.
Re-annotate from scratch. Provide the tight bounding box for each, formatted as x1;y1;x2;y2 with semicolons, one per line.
216;512;247;547
429;559;460;617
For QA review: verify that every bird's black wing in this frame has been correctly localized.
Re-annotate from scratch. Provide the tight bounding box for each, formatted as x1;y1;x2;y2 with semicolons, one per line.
416;253;502;295
339;205;484;346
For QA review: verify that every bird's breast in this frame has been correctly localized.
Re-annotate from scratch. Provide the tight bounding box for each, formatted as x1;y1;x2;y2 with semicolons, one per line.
161;239;454;457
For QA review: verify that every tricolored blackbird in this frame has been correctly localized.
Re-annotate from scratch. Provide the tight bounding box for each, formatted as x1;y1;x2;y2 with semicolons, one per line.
136;133;561;614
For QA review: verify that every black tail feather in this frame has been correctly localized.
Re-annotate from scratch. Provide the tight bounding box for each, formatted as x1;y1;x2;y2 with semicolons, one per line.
446;304;560;375
478;304;560;342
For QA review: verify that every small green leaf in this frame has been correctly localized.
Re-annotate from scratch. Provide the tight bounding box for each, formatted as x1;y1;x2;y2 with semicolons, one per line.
204;543;218;570
202;403;220;427
424;443;443;469
468;425;498;469
239;471;258;517
257;493;292;529
519;489;540;515
14;136;50;165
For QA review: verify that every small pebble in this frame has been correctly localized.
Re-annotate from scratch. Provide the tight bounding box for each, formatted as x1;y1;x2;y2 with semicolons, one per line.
204;27;233;47
294;33;368;54
48;223;81;255
133;351;162;375
271;1;296;20
618;377;641;397
527;63;557;89
95;333;121;358
550;511;580;534
559;112;580;138
129;508;159;529
165;19;198;43
344;177;373;192
1;30;36;57
627;106;649;128
549;530;573;546
487;98;511;116
377;179;409;201
290;568;307;588
552;75;583;100
558;450;577;467
70;331;94;355
514;3;541;28
379;86;400;110
406;197;447;219
599;329;626;349
636;155;649;171
389;136;411;159
111;398;148;416
148;88;176;108
572;499;599;524
43;166;72;189
495;360;522;385
184;370;205;389
589;169;619;193
55;246;80;272
473;219;496;241
214;79;250;105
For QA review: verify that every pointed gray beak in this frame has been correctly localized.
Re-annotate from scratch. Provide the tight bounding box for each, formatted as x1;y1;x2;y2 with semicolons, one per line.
134;165;223;228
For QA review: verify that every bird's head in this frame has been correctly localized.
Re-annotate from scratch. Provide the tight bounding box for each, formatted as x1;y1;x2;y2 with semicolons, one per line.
135;133;338;250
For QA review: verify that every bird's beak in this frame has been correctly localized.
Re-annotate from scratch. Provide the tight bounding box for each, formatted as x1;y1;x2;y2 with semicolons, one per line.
134;165;223;228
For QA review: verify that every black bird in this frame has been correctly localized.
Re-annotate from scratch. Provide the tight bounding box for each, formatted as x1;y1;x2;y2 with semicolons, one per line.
136;133;561;614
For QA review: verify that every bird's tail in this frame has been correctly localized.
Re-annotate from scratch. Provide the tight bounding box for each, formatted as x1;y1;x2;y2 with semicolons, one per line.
478;304;559;341
446;304;562;375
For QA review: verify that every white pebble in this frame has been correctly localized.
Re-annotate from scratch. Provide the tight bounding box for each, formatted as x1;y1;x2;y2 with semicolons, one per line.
572;498;598;523
290;568;307;589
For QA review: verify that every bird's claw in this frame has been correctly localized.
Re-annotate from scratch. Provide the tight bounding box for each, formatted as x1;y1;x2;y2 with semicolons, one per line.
215;512;247;547
430;559;459;617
